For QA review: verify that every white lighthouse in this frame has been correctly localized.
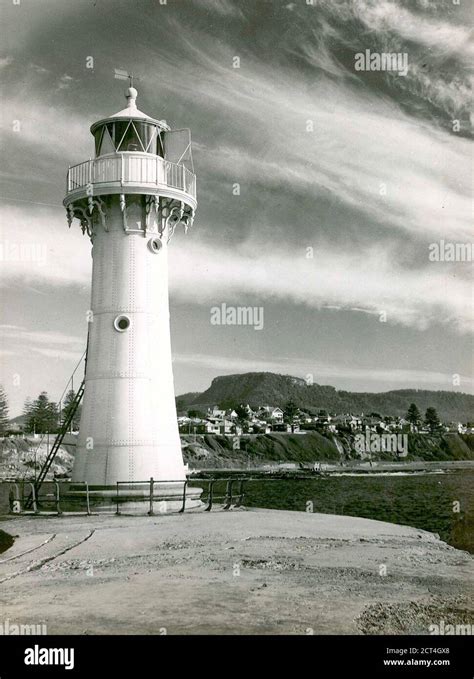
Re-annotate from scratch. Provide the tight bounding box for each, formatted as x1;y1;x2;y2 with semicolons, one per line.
64;86;197;509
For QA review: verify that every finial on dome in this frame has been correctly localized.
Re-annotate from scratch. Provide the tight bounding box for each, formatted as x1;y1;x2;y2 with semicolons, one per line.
125;86;138;109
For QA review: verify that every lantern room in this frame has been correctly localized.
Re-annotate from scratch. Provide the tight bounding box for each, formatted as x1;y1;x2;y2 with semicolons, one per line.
90;86;170;158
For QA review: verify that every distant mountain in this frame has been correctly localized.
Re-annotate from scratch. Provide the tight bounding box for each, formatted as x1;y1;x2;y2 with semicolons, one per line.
176;392;202;409
177;372;474;422
8;414;27;428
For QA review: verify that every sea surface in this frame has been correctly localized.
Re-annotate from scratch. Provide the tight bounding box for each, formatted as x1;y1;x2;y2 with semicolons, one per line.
234;469;474;554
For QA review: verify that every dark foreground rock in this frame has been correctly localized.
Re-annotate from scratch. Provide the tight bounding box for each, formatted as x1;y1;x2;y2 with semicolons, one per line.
0;529;14;555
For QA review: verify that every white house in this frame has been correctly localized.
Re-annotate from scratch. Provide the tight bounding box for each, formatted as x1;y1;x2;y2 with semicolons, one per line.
204;420;221;434
257;406;284;423
208;405;226;419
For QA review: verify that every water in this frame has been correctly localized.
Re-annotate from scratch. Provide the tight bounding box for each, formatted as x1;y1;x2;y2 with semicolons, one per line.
239;469;474;553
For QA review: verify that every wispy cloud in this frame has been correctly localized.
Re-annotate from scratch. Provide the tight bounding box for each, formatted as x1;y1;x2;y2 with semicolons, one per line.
295;0;472;123
0;325;84;346
0;325;85;362
29;347;85;361
155;25;471;242
30;62;49;74
0;56;13;69
0;94;90;165
0;205;91;286
168;239;472;333
194;0;244;18
0;200;471;335
57;73;76;90
0;349;17;357
353;0;473;62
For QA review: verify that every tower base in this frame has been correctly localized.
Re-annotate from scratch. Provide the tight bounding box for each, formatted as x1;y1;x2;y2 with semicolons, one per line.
66;482;203;514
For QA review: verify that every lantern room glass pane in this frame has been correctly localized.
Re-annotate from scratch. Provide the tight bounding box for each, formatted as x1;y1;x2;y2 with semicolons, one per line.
157;132;164;157
134;122;156;154
98;125;115;156
94;127;104;156
116;121;143;152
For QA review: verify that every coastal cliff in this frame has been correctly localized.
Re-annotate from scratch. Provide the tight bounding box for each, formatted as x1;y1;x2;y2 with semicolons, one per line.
182;431;474;469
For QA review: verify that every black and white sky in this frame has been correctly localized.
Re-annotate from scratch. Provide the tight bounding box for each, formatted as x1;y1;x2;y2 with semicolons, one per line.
0;0;472;416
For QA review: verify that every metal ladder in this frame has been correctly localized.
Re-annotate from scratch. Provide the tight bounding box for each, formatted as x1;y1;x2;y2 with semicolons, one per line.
24;379;85;509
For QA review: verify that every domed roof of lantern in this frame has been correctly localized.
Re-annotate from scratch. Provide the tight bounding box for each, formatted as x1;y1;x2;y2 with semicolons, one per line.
90;87;170;135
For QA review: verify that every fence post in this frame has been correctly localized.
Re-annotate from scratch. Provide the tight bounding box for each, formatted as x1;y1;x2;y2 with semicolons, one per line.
29;483;38;514
223;479;233;510
205;480;214;511
148;477;154;516
235;479;245;508
179;480;188;513
85;482;91;516
55;482;62;516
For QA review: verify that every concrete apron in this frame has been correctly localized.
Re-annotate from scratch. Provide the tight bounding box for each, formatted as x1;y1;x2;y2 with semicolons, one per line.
65;482;203;514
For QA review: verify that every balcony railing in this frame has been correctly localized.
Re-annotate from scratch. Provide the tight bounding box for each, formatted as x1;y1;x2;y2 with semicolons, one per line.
66;153;196;200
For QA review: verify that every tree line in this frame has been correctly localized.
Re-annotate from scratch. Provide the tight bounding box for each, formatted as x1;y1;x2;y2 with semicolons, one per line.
0;386;81;436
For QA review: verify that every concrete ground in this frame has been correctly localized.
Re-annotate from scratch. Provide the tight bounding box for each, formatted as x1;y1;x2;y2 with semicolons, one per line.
0;508;472;635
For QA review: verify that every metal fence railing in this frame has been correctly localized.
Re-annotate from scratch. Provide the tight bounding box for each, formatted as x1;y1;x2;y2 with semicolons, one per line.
10;481;64;516
8;477;246;516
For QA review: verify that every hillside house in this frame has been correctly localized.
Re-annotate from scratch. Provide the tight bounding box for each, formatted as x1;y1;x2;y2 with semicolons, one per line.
208;406;226;419
204;419;221;435
257;406;284;423
205;417;239;436
331;414;362;432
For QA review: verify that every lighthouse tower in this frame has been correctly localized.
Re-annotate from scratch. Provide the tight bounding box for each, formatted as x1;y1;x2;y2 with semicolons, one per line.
63;86;197;509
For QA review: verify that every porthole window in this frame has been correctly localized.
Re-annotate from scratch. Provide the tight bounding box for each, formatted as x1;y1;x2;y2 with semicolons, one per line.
147;237;162;254
114;315;131;332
